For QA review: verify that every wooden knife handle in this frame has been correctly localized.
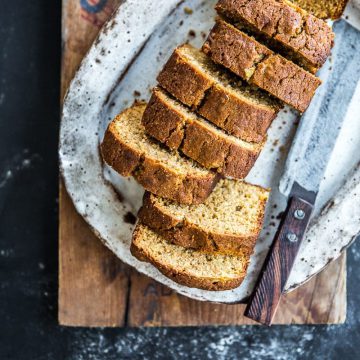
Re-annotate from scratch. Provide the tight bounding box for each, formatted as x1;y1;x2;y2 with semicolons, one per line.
244;196;314;325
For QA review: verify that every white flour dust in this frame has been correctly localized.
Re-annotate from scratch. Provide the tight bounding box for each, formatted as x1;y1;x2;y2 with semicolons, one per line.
0;149;40;188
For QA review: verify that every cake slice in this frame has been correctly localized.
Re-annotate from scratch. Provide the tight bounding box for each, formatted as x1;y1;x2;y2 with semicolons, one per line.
290;0;348;19
138;179;270;256
216;0;334;73
101;103;219;205
203;20;321;112
142;88;264;179
157;44;280;143
131;223;249;290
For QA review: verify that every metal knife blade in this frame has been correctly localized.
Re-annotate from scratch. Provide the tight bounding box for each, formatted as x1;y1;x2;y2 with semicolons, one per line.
343;0;360;31
279;20;360;201
245;19;360;326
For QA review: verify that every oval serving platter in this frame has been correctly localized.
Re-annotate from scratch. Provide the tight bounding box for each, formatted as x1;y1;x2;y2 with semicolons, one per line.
60;0;360;303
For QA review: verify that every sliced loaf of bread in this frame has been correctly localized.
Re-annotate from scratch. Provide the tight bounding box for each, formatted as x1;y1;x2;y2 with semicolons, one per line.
157;44;280;143
101;103;219;205
131;223;249;290
203;20;321;112
138;179;270;255
142;88;264;179
216;0;334;73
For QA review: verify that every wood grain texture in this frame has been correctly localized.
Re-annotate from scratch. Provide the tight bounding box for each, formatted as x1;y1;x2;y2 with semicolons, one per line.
59;189;129;327
59;0;128;327
245;197;314;325
59;0;346;327
127;254;346;326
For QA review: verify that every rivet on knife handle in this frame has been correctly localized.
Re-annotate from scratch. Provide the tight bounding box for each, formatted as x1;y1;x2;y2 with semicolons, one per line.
244;196;313;326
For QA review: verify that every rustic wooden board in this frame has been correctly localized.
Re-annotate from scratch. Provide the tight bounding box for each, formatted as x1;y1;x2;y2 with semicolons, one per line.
59;0;130;328
59;0;347;327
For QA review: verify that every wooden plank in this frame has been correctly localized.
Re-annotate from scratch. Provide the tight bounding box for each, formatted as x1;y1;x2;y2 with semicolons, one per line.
59;0;128;327
59;0;346;327
127;254;346;326
59;189;129;327
245;197;314;325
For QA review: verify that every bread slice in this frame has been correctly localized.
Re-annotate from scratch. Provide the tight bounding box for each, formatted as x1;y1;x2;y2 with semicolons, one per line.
157;44;280;143
101;103;219;205
131;223;249;290
203;20;321;112
216;0;334;73
138;179;270;255
290;0;348;19
142;88;264;179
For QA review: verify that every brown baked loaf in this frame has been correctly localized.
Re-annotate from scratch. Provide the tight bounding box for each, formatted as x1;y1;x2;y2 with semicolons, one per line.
142;88;264;178
131;223;249;290
203;20;321;112
215;0;334;73
157;44;280;143
101;103;219;205
138;179;270;255
290;0;348;19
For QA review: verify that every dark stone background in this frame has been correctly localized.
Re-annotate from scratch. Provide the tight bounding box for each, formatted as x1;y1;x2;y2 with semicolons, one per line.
0;2;359;359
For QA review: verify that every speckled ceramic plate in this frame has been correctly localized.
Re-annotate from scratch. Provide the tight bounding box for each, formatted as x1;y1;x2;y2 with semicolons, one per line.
60;0;360;303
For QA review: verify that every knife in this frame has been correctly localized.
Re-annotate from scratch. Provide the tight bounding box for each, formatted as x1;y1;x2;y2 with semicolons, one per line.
244;19;360;326
344;0;360;31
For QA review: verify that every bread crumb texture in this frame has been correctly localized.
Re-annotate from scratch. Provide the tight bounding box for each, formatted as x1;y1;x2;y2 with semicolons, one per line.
138;179;270;255
290;0;348;19
101;104;219;204
152;179;269;235
131;223;249;290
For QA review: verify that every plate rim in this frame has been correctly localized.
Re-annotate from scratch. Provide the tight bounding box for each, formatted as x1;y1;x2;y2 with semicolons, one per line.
60;0;358;303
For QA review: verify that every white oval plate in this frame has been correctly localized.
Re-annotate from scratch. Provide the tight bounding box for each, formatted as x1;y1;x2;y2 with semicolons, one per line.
60;0;360;303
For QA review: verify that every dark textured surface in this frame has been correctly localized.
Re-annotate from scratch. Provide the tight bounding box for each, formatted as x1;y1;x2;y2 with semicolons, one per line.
0;2;359;359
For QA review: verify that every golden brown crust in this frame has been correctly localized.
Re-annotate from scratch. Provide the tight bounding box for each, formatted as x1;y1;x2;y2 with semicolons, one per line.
198;82;278;143
216;0;334;72
157;45;279;142
142;89;263;179
138;191;268;256
130;235;245;291
252;54;321;113
203;20;321;112
142;89;187;149
100;107;219;205
203;21;272;80
182;124;259;179
157;49;212;108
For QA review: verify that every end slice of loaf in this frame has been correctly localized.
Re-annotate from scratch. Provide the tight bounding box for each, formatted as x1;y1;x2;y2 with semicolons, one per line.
101;103;219;205
142;88;264;179
216;0;334;72
131;223;249;291
157;44;280;143
203;20;321;112
138;178;270;255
